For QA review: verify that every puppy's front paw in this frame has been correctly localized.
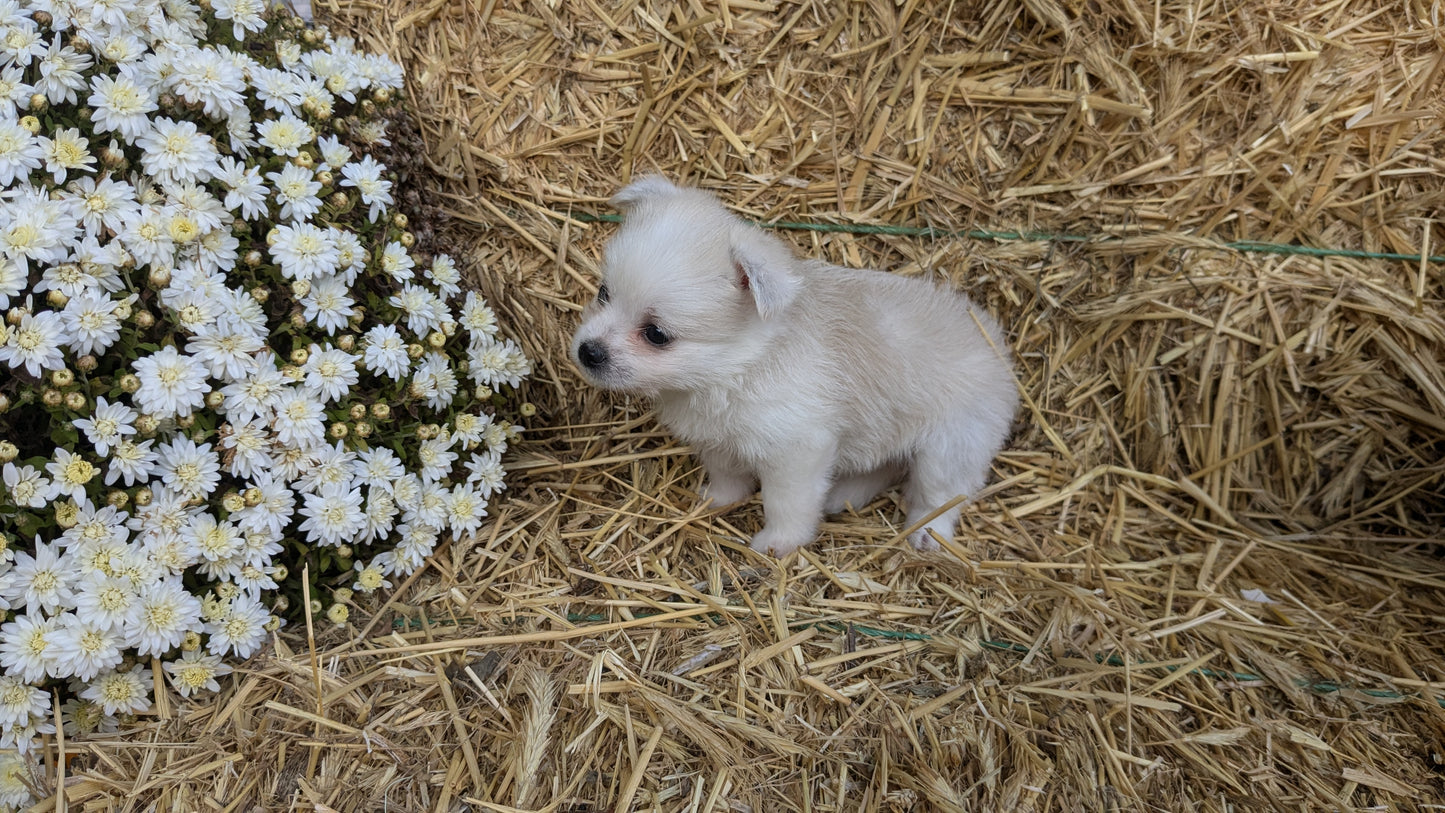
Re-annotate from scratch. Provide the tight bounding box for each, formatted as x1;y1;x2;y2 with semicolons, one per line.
749;527;810;558
907;528;942;552
701;475;754;508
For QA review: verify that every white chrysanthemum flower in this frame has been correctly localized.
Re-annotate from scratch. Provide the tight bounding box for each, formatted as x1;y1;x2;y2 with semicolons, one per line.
300;274;355;335
362;323;409;380
163;648;232;697
219;416;274;480
219;355;285;422
331;227;365;284
248;65;302;115
0;64;34;118
316;134;351;170
271;387;326;449
87;70;158;141
62;289;131;356
256;113;314;157
389;283;445;337
293;441;356;496
72;396;137;457
0;19;45;67
168;45;247;118
0;308;65;376
0;675;49;730
427;254;462;299
300;344;359;404
186;322;262;382
37;125;94;183
447;482;488;538
36;38;92;103
105;437;157;487
339;155;394;222
93;31;147;65
233;561;278;596
269;221;338;280
73;574;141;635
188;513;244;565
411;480;450;528
136;116;219;185
416;435;457;484
1;463;49;509
155;436;222;501
469;337;532;389
391;473;422;512
298;487;366;548
353;447;404;492
450;411;492;450
0;613;59;683
206;595;269;658
377;240;412;282
165;181;229;234
80;664;151;716
196;226;240;272
232;473;294;539
414;352;459;410
216;287;267;337
352;560;392;593
358;489;397;544
465;449;507;498
266;161;321;221
391;522;439;573
0;118;42;186
115;205;176;268
127;577;202;658
45;447;98;503
68;175;139;237
0;256;23;308
132;345;209;418
214;155;268;221
50;614;125;682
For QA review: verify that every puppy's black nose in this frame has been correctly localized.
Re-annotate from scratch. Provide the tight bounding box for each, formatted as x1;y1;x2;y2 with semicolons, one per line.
577;340;609;370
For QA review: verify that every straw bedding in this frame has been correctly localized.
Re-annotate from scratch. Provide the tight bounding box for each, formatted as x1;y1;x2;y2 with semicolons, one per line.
54;0;1445;810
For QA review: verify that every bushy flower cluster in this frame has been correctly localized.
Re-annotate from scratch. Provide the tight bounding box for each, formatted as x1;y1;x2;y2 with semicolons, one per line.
0;0;529;785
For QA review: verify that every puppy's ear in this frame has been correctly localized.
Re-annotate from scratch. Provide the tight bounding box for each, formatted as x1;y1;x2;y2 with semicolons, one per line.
730;229;801;320
609;176;679;216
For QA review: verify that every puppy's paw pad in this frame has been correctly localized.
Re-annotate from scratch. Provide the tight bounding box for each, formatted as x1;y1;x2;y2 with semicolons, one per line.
749;528;808;558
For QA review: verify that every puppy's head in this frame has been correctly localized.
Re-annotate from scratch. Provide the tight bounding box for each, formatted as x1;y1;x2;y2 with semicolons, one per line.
571;177;801;395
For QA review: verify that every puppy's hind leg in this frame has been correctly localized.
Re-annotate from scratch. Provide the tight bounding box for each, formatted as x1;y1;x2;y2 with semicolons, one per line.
903;422;998;551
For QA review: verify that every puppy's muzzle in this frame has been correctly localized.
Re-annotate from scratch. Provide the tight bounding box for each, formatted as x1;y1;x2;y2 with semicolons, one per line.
576;339;609;371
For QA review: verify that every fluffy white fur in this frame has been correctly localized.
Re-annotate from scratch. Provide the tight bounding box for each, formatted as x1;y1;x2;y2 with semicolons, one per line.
571;177;1018;556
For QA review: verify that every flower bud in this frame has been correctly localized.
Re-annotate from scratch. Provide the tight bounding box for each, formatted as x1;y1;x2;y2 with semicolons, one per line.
474;386;493;401
222;492;245;512
281;365;303;381
75;354;98;373
426;331;445;349
406;343;424;360
374;88;393;104
181;631;202;652
353;421;372;438
243;486;263;506
399;231;416;248
271;564;288;583
244;250;264;267
175;413;195;429
0;394;9;415
289;347;310;365
289;311;306;329
440;320;457;337
391;212;408;229
101;146;126;168
54;500;80;529
119;374;141;393
294;151;314;169
28;94;47;113
316;170;333;187
0;441;17;464
335;334;355;352
328;191;349;209
265;614;283;632
335;544;353;559
370;402;390;420
46;289;69;308
251;286;270;303
266;228;280;246
31;10;52;26
348;404;367;421
6;308;24;325
134;310;155;329
134;487;153;507
18;116;39;134
64;391;87;412
107;490;129;509
206;390;225;408
51;368;74;387
326;603;349;627
134;415;158;435
407;381;426;399
148;266;171;287
290;279;311;298
42;389;63;407
328;422;349;439
519;402;537;417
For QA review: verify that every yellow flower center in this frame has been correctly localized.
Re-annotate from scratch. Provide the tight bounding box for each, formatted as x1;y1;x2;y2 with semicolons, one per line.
64;458;96;485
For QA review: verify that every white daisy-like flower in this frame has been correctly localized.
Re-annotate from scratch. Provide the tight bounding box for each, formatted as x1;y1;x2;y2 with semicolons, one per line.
80;664;151;716
68;174;139;238
389;283;445;337
300;344;359;404
167;45;247;118
45;447;99;503
104;437;157;487
0;256;23;308
362;323;410;379
292;441;356;496
0;64;34;118
50;614;125;682
296;77;335;119
316;134;351;170
186;322;262;382
219;355;286;422
2;463;49;509
248;65;302;115
37;125;94;184
353;118;392;147
427;254;462;299
465;449;507;498
93;31;147;65
266;161;321;221
391;522;439;573
0;612;59;683
36;38;93;104
377;240;413;282
411;480;451;528
72;574;141;635
163;648;232;697
256;113;314;157
300;274;356;335
232;473;294;539
0;20;45;67
196;226;241;273
187;513;244;565
447;482;488;538
298;487;366;548
339;155;394;222
416;435;457;483
450;411;492;450
164;181;229;234
269;221;338;280
0;675;49;730
0;116;42;186
214;155;268;221
271;387;326;449
136;117;219;185
414;352;459;410
233;561;278;596
206;595;269;658
469;337;532;389
155;436;222;502
352;560;392;593
87;70;158;142
359;489;398;543
127;577;202;658
62;289;131;356
132;345;209;418
391;473;422;512
218;416;274;480
73;396;137;457
0;308;65;377
353;447;404;492
115;205;176;269
332;227;366;284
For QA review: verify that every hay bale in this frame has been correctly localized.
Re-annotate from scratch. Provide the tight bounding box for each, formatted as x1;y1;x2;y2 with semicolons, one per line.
55;0;1444;810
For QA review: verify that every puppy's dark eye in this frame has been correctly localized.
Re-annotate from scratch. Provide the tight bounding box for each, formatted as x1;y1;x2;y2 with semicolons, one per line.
641;323;670;347
596;284;610;304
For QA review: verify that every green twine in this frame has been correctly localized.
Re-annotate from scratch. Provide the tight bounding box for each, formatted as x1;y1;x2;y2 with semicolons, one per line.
564;211;1445;265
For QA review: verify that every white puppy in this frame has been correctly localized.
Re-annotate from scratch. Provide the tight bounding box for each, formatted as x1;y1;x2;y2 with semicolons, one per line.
571;177;1017;556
